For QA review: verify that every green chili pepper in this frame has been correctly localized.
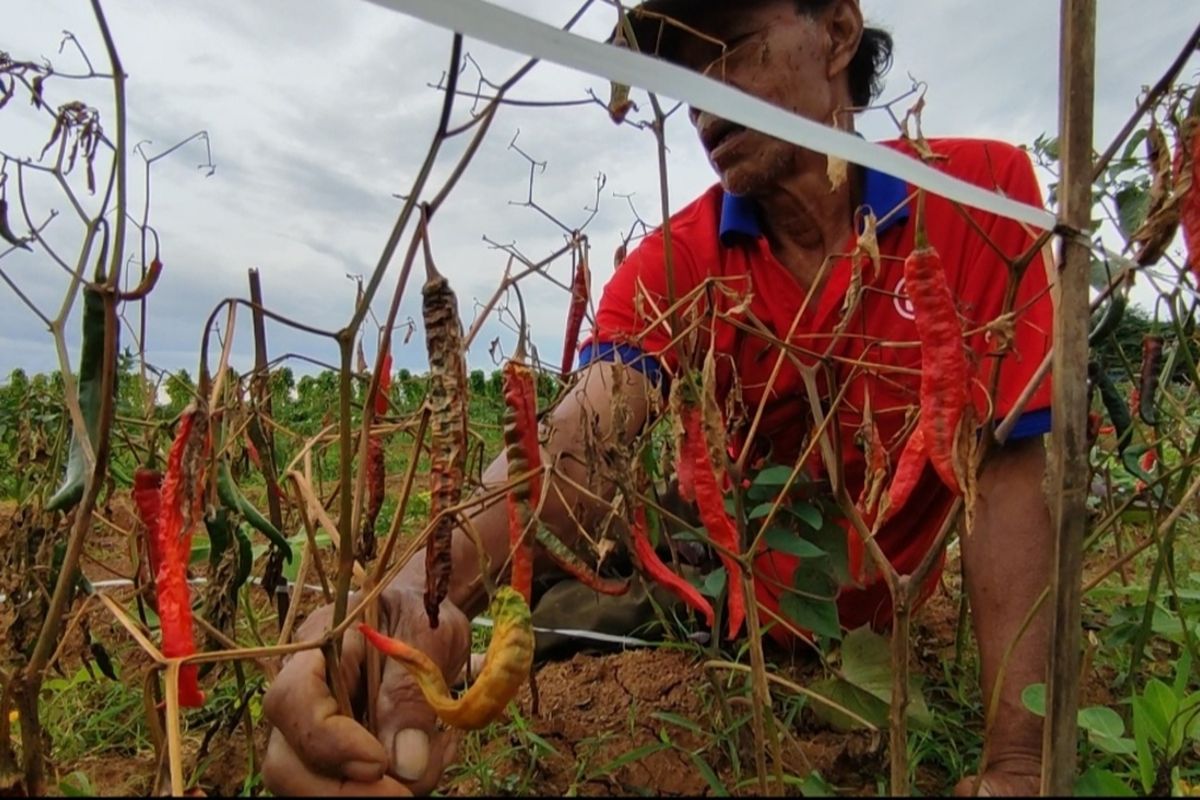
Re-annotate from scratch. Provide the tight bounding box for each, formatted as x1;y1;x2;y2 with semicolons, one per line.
234;524;254;593
1090;364;1132;454
216;461;292;561
1087;290;1127;347
47;277;113;512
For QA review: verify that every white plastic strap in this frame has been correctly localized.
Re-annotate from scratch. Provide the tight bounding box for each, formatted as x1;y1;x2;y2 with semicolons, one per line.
362;0;1058;231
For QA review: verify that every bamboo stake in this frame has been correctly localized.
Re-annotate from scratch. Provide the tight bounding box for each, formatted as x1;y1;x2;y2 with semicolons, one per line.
1042;0;1095;794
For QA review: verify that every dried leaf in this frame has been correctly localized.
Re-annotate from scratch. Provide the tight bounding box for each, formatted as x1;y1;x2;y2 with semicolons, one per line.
826;155;848;192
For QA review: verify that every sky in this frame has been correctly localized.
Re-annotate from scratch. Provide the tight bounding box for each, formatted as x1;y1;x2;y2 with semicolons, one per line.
2;0;1197;385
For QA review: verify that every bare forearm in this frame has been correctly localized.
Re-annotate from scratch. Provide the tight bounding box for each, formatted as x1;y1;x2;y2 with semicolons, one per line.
387;362;653;617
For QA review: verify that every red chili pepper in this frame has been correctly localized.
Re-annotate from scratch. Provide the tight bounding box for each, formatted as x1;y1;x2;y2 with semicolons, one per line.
631;506;714;627
1138;334;1165;427
883;426;926;522
157;407;211;708
560;247;591;378
905;196;969;495
678;392;744;639
502;357;541;602
245;437;262;471
132;468;164;579
375;353;393;417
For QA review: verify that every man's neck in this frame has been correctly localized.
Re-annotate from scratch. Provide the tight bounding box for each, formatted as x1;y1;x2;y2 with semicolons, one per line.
753;156;859;293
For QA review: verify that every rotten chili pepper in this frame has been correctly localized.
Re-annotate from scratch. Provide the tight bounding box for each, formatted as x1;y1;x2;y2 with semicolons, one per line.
155;405;212;708
421;260;469;629
359;585;533;730
502;349;541;602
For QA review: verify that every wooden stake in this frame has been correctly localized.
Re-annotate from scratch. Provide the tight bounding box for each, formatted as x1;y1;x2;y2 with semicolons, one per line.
1042;0;1095;795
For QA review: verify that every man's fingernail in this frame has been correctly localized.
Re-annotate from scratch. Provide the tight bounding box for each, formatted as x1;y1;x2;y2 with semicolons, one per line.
343;759;385;783
392;728;430;781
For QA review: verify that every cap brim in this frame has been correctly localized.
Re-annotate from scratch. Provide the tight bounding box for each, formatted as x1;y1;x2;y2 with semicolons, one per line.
615;0;726;62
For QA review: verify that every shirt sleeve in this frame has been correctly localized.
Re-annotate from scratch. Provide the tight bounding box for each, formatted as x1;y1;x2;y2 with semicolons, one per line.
579;227;702;386
950;142;1055;437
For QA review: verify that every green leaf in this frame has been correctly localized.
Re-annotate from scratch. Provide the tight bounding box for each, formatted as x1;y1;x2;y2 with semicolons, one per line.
1089;733;1137;755
1115;183;1151;239
807;627;932;732
753;465;795;487
800;524;850;584
1021;683;1046;716
799;771;836;797
651;711;704;735
58;771;96;798
1078;705;1125;739
1075;767;1136;797
699;568;726;599
787;503;823;530
764;528;828;559
749;502;779;520
780;593;841;641
684;750;728;796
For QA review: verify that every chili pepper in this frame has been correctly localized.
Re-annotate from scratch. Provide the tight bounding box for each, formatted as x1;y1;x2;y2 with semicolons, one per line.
630;506;713;626
674;381;744;639
1177;97;1199;279
422;267;469;629
132;468;164;578
883;426;926;522
1092;365;1133;453
502;355;541;602
560;246;590;378
89;639;118;681
1087;290;1127;346
47;276;111;512
1138;334;1165;427
358;435;385;563
0;198;31;250
359;585;534;730
216;461;292;561
534;527;630;596
1087;411;1102;444
157;406;211;708
234;524;254;594
1131;122;1181;266
905;194;969;494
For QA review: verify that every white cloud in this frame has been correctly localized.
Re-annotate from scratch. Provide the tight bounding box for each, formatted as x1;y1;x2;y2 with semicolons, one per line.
2;0;1195;380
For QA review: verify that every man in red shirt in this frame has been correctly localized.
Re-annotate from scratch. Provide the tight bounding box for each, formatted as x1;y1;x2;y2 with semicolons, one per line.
263;1;1055;796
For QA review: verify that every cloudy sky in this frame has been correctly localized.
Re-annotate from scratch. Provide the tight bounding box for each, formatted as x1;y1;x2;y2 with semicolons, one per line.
2;0;1197;383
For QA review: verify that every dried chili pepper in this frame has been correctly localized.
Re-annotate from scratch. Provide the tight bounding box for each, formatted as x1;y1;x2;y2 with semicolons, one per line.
1088;290;1127;347
359;354;392;563
1138;334;1165;427
630;506;713;626
534;527;630;596
216;461;292;560
157;406;211;708
502;353;541;602
359;585;533;730
422;266;469;629
673;381;744;639
0;198;31;250
905;193;969;494
1131;122;1181;266
1177;95;1199;279
47;275;112;511
560;245;590;378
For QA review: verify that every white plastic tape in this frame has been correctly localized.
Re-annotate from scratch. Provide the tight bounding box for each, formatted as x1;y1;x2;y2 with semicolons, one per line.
362;0;1058;231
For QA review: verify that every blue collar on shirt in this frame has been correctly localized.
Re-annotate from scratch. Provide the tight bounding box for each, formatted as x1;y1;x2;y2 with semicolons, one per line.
718;164;910;245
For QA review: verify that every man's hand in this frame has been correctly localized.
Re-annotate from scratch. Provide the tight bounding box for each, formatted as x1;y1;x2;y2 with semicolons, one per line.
262;587;471;796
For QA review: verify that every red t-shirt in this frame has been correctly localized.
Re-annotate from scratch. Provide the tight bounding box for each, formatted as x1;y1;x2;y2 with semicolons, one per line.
581;137;1055;639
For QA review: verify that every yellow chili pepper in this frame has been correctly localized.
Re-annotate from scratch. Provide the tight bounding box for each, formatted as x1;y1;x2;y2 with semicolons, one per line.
358;586;533;730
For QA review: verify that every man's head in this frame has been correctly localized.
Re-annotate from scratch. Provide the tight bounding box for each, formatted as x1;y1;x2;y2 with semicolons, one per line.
618;0;893;196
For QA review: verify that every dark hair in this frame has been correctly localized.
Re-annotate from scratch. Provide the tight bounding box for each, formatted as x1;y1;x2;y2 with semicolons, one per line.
798;1;893;107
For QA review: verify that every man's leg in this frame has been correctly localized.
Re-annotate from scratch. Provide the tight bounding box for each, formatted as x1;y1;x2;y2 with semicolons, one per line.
955;436;1053;796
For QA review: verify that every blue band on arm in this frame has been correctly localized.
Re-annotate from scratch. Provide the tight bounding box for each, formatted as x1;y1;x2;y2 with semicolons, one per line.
1006;407;1051;440
577;342;663;388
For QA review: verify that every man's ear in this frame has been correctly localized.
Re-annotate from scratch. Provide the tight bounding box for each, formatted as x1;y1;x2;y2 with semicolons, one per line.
824;0;863;81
